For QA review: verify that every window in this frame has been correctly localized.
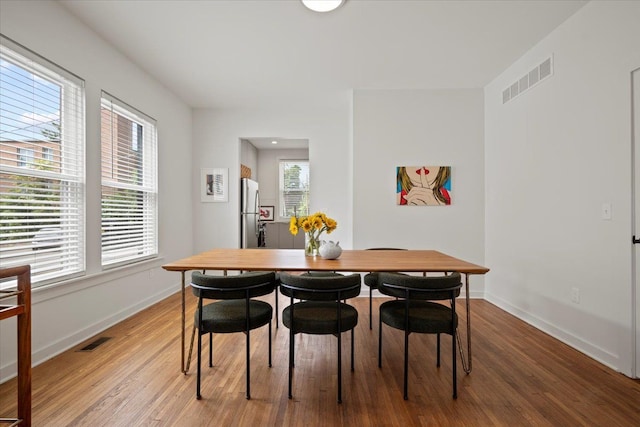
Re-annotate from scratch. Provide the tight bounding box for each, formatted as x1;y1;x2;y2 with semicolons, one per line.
0;35;85;288
42;147;53;162
16;148;34;167
279;160;309;218
100;92;157;267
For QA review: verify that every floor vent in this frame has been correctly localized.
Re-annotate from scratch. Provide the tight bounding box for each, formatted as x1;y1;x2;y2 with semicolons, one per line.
78;337;112;352
503;55;553;104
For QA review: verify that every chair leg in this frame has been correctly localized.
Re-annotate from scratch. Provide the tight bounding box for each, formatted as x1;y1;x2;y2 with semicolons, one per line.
246;328;251;400
196;331;202;400
337;330;342;404
378;316;383;368
275;287;279;329
403;329;409;400
369;286;373;329
268;320;272;367
437;333;441;367
209;333;213;367
351;328;355;372
452;330;458;399
288;327;294;399
292;331;295;368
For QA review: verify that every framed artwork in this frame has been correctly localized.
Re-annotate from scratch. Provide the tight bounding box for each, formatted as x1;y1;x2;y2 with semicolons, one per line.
259;205;275;221
397;166;452;206
201;168;228;202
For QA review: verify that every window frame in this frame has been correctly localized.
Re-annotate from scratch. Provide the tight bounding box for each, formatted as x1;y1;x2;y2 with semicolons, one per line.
16;147;34;167
0;34;86;289
42;147;54;162
100;91;158;269
278;159;310;220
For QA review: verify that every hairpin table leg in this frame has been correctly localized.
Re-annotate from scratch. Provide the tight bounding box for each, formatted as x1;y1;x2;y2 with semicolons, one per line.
456;273;472;374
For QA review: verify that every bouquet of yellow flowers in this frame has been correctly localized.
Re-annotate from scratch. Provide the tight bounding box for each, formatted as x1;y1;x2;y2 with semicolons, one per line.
289;211;337;256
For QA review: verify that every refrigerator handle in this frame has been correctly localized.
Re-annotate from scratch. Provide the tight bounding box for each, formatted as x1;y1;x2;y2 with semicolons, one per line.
242;179;248;213
255;190;260;237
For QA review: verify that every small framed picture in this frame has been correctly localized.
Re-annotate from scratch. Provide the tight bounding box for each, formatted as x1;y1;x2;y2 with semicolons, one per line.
201;168;228;202
259;205;274;221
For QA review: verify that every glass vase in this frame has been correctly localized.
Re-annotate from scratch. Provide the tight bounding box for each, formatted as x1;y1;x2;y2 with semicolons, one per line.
305;234;320;257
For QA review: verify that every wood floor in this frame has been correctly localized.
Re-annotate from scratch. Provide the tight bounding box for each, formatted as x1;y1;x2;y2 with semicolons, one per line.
1;290;639;426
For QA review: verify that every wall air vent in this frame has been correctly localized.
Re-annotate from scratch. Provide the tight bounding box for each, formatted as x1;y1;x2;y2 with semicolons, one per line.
78;336;112;352
502;55;553;104
502;88;511;103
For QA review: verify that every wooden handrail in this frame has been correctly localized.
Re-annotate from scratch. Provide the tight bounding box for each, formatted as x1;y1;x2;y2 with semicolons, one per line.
0;265;32;426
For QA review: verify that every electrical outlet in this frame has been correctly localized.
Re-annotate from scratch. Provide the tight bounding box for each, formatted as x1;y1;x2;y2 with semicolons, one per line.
149;268;154;278
571;287;580;304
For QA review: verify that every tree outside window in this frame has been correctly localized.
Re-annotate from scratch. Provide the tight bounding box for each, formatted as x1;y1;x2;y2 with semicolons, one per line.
279;160;309;218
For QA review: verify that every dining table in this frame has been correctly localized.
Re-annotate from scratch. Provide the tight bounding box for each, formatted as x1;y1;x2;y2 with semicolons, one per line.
162;248;489;375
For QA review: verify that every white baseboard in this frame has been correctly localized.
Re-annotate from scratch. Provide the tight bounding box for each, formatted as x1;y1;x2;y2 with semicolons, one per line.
484;291;620;372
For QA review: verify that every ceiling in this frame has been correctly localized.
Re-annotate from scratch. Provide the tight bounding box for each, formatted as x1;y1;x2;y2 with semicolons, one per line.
59;0;588;110
243;137;309;150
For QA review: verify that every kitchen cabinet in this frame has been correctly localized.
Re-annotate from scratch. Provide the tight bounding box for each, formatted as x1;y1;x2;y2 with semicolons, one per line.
264;222;304;249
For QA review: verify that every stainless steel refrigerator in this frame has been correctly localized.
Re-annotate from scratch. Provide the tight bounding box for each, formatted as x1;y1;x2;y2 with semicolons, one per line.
240;178;263;248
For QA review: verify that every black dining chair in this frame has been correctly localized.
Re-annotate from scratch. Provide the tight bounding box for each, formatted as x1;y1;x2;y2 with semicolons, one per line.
363;248;408;329
190;271;277;400
264;271;341;331
279;271;361;403
377;271;462;400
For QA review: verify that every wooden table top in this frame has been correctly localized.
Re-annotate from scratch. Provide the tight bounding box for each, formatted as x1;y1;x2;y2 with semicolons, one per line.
162;248;489;275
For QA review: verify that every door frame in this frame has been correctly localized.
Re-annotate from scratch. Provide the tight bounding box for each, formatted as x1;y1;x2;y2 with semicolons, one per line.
632;67;640;378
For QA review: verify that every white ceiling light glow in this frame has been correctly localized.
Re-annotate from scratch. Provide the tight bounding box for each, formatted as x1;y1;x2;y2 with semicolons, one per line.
301;0;344;13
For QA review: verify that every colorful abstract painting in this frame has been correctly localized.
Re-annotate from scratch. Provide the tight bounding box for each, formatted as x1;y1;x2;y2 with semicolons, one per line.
397;166;451;205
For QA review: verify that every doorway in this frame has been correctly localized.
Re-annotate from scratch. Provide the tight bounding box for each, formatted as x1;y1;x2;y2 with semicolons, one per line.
239;137;309;249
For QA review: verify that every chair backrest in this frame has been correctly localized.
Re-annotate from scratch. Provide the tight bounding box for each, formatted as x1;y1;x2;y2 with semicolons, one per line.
279;272;361;301
191;271;276;300
378;272;462;301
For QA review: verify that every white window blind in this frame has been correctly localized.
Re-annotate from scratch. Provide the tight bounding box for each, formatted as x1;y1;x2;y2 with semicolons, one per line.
100;92;157;267
279;160;309;218
0;35;85;288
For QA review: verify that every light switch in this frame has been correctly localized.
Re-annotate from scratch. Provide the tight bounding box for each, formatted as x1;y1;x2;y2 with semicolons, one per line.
601;203;612;220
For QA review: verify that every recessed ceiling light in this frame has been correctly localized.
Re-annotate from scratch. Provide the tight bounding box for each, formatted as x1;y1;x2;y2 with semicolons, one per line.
301;0;344;13
271;140;278;144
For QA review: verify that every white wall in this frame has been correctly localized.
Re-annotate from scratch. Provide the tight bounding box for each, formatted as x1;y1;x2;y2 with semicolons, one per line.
192;101;351;253
484;0;640;375
0;1;193;380
353;89;486;296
